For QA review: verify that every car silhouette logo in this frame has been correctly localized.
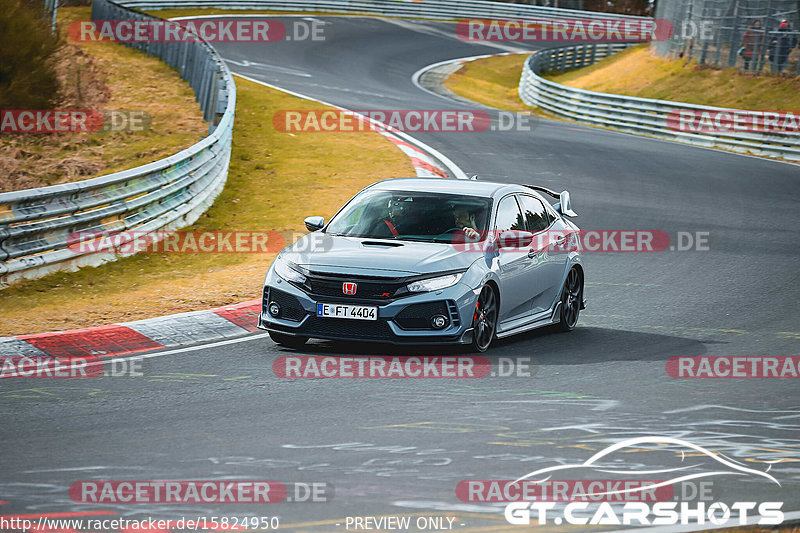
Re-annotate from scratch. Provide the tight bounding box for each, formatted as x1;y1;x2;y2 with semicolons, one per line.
342;282;357;295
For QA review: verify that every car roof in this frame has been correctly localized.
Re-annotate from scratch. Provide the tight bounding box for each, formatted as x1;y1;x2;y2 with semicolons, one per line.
367;177;525;198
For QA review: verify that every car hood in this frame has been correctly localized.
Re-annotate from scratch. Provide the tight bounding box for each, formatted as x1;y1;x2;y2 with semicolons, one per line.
282;233;477;276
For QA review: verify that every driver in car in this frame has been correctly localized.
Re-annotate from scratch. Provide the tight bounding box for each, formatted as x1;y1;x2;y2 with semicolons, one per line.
453;206;480;240
381;198;406;236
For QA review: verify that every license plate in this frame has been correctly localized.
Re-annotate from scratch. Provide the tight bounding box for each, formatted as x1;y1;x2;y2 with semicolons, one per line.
316;303;378;321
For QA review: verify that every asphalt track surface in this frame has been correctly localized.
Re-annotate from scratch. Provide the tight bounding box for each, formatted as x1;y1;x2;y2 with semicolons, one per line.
1;15;799;532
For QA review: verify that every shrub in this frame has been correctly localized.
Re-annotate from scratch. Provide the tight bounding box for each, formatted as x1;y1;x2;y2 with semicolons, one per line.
0;0;61;109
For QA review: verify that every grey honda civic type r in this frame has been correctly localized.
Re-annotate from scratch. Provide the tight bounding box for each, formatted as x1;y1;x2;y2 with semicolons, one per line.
258;177;585;352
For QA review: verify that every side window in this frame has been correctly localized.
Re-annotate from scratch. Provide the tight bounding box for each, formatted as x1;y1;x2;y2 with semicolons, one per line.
544;203;558;225
519;195;549;232
495;196;525;232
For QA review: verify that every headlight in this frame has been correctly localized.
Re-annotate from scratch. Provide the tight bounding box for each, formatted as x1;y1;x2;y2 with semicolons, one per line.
273;257;306;284
407;273;463;293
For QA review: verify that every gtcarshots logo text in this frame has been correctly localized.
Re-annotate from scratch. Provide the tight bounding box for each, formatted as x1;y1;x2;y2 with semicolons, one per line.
505;501;783;526
502;436;785;527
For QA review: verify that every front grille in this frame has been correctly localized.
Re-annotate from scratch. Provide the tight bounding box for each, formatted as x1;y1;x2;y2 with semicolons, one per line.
394;301;450;330
297;316;394;340
265;288;307;322
267;314;463;344
302;271;409;301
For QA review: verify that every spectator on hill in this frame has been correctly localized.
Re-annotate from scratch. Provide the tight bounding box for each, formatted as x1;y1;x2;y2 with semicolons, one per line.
741;19;763;71
768;20;798;73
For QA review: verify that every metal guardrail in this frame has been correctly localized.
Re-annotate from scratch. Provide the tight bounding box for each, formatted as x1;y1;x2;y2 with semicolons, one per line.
0;0;235;287
118;0;648;21
519;44;800;160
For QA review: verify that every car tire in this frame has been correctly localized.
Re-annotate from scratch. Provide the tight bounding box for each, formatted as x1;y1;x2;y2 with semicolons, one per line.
268;331;309;349
471;285;498;352
557;267;582;332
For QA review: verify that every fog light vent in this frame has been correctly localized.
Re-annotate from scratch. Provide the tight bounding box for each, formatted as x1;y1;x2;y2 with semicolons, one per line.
268;302;281;317
431;314;448;329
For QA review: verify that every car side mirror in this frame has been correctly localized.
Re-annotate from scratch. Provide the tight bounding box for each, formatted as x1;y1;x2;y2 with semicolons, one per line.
498;230;534;249
304;216;325;232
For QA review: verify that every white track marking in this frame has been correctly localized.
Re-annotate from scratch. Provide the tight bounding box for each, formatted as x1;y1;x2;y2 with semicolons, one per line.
69;333;272;374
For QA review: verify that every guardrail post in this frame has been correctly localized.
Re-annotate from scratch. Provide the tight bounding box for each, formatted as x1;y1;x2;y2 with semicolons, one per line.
727;8;741;68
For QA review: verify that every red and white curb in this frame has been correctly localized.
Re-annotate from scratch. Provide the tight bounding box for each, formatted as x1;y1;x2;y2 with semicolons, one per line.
384;136;448;178
0;71;467;358
0;300;261;359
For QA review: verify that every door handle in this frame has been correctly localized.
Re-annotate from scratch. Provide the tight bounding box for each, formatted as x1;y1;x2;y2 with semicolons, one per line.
527;250;538;259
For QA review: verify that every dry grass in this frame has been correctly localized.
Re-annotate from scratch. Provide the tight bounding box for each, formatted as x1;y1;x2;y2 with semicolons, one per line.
444;53;532;113
547;44;800;110
444;46;800;164
0;76;414;335
0;7;207;192
445;45;800;114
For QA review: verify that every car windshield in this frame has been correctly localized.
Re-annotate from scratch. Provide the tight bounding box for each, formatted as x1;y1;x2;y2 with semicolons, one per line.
325;189;492;243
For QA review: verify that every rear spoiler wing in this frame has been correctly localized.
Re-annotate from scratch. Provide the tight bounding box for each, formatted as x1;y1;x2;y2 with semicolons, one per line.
523;185;577;218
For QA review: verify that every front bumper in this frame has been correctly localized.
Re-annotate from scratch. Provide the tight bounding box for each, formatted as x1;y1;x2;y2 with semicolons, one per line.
257;276;477;345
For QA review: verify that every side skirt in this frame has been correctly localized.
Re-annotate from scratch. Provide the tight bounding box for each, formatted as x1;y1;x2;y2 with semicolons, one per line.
495;303;560;339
